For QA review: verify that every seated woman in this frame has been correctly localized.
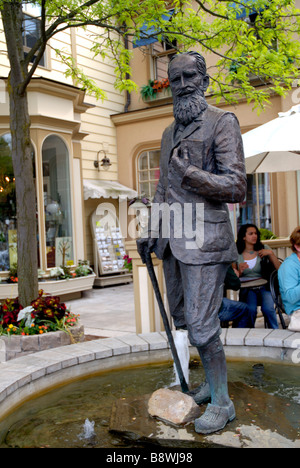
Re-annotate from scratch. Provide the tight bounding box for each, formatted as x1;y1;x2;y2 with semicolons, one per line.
278;226;300;332
232;224;281;329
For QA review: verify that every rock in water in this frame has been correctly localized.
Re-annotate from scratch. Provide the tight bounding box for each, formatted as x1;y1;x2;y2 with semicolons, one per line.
148;388;201;425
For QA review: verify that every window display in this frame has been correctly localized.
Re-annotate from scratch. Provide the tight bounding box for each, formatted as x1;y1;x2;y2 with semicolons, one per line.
90;204;129;278
42;135;74;268
95;225;126;274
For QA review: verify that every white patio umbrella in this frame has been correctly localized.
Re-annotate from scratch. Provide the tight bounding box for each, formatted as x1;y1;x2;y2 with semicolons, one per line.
242;104;300;173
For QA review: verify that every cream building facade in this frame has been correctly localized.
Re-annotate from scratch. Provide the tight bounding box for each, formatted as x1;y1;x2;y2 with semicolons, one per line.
0;6;135;289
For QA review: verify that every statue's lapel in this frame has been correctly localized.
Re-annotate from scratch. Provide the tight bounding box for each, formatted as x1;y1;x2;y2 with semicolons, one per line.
172;116;204;150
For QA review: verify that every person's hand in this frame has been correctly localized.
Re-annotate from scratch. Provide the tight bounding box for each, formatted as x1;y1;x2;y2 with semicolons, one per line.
238;262;249;275
232;267;240;278
258;249;272;258
136;236;156;264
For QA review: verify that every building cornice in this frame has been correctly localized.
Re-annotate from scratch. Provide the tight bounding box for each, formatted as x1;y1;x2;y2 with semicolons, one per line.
0;76;94;114
111;104;174;126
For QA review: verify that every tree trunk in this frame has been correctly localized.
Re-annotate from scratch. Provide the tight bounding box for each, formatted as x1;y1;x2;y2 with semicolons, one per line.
2;1;39;306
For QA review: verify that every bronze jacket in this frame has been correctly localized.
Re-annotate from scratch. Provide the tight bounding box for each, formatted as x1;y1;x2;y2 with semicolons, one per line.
150;104;247;265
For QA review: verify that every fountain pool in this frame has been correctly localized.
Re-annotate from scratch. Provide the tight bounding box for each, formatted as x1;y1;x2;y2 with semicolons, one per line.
0;359;299;448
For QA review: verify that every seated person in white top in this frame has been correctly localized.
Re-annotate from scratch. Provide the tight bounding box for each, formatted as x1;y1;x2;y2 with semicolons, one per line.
232;224;281;328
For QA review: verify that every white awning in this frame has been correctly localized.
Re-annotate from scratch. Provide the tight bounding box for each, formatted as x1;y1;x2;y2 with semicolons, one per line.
83;179;137;201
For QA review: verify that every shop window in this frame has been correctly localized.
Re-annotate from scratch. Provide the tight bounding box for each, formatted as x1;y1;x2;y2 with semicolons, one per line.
0;133;38;272
137;150;160;200
42;135;73;268
228;173;272;238
22;2;46;67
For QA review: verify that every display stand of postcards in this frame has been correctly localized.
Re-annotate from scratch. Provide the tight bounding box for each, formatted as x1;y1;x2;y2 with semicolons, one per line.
95;226;126;275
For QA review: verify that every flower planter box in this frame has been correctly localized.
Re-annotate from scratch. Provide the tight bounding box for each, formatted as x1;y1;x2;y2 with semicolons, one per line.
0;325;84;362
0;273;96;300
142;87;172;104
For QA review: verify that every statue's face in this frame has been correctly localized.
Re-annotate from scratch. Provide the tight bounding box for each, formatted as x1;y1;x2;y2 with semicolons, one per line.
169;55;209;98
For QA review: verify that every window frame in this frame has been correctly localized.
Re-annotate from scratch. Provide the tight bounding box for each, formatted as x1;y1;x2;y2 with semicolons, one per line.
150;43;177;82
137;149;161;200
22;3;47;69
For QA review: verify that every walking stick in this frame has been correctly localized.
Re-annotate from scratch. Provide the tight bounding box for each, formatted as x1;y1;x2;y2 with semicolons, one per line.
145;250;189;394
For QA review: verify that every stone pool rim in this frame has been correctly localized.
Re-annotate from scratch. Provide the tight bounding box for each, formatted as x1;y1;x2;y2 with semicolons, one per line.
0;328;299;427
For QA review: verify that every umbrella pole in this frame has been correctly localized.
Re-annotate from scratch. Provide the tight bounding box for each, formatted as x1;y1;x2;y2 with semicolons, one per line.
145;251;189;394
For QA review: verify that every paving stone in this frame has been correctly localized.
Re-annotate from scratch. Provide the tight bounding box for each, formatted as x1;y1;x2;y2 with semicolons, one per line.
68;325;85;343
0;355;47;381
0;335;22;353
138;332;168;350
28;350;63;374
52;344;95;363
225;328;250;346
37;349;78;368
244;329;273;346
283;332;300;348
73;340;113;359
0;373;20;400
99;337;131;355
264;329;296;347
116;334;149;353
21;335;40;352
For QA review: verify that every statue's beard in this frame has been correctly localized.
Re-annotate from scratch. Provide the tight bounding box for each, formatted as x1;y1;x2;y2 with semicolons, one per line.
173;89;208;126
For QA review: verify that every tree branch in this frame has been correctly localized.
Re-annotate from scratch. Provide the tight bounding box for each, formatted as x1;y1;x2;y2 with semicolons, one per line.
193;0;228;19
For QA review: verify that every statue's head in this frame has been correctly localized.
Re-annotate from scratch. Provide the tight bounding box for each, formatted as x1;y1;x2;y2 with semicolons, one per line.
168;52;210;98
168;52;210;125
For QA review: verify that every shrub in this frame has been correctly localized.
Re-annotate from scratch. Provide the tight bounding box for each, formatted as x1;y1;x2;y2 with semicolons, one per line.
259;228;277;240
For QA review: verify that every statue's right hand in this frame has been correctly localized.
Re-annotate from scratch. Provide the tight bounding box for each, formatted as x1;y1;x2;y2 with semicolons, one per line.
136;237;156;264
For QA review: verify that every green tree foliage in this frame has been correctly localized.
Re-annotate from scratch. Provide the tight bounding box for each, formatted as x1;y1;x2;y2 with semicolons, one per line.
2;0;300;107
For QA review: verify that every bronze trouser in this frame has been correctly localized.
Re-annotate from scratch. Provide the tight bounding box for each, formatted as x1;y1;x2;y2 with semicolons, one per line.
163;249;229;347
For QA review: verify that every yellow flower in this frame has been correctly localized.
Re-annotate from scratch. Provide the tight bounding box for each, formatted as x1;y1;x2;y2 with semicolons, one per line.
8;324;13;329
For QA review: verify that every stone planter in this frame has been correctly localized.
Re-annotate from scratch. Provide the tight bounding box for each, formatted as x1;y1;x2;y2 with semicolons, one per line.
0;273;96;300
0;325;84;362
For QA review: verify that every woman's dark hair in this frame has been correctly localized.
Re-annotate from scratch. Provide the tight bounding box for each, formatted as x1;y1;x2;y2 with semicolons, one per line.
236;223;264;254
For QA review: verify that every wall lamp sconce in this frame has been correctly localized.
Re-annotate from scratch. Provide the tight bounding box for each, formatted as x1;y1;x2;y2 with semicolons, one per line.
94;149;112;171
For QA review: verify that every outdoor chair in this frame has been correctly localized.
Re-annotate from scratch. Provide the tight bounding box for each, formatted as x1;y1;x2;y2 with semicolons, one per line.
269;269;287;329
